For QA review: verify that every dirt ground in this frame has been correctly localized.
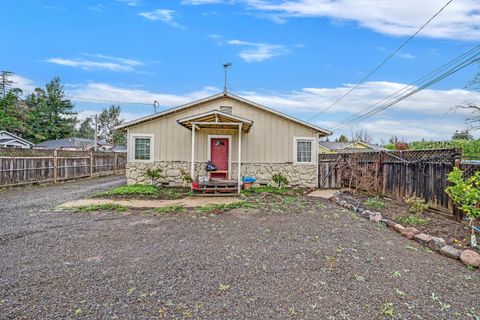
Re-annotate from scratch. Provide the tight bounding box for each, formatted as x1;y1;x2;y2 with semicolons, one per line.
337;191;474;249
1;178;479;319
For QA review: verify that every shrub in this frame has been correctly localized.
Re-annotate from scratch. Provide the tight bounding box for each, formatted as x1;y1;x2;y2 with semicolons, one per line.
445;167;480;220
404;196;429;214
272;173;289;189
144;168;164;185
364;197;386;209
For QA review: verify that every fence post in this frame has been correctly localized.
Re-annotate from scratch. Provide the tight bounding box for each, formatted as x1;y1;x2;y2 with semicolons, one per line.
377;151;384;195
53;150;58;183
90;151;94;178
113;152;117;174
452;148;463;221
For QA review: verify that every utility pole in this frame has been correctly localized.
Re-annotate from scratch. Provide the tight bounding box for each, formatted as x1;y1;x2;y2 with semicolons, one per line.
223;63;232;93
94;114;98;152
0;71;14;98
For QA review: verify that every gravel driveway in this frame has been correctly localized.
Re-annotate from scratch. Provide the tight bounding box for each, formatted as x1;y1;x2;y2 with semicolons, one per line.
1;178;479;319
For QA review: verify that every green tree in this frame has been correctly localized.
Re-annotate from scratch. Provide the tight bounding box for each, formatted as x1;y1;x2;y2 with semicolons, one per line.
24;77;77;143
451;129;473;140
98;105;126;144
76;117;95;139
335;134;348;143
0;89;26;135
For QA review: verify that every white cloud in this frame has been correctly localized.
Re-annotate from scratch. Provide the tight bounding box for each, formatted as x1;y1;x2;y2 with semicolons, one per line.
138;9;186;29
10;74;479;141
45;54;144;72
227;39;289;62
181;0;223;4
116;0;140;7
243;0;480;40
9;74;37;92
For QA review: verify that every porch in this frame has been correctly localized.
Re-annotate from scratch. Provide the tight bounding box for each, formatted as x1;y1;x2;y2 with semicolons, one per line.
177;109;253;195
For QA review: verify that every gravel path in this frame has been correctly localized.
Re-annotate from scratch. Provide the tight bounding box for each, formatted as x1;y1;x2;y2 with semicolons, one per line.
1;179;479;319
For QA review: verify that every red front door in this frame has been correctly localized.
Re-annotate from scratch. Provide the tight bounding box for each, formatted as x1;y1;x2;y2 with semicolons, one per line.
210;137;229;179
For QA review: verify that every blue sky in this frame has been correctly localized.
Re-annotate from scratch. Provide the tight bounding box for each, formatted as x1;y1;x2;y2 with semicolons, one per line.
3;0;480;142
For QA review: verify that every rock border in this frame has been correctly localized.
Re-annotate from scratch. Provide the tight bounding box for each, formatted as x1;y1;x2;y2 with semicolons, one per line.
330;192;480;269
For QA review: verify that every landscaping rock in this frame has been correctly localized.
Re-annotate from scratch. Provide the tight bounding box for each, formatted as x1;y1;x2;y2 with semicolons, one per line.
401;227;420;240
460;250;480;268
394;224;405;233
369;212;382;223
428;237;446;251
414;233;432;245
382;219;396;228
440;246;463;259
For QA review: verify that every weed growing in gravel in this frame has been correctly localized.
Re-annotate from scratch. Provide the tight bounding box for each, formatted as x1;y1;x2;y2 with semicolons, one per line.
325;255;336;269
218;283;230;294
127;287;136;294
431;292;451;311
355;275;365;282
288;307;297;316
364;197;386;209
242;186;303;195
406;245;419;252
74;203;128;212
156;205;187;213
396;214;428;226
396;289;406;297
380;302;395;318
74;308;82;316
196;201;258;214
392;271;401;278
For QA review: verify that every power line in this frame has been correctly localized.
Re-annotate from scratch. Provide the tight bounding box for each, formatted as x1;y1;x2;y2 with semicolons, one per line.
333;44;480;129
331;45;480;130
19;88;154;106
308;0;455;121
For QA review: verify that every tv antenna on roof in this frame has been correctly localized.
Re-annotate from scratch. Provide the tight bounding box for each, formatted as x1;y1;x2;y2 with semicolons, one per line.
223;63;232;93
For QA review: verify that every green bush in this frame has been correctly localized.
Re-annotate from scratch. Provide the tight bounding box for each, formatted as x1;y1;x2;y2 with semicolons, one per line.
272;173;289;189
404;196;429;214
445;167;480;220
145;168;164;185
408;139;480;158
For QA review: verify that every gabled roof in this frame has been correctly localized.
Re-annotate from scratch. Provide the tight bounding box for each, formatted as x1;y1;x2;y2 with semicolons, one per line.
35;137;113;149
0;131;34;146
318;140;387;151
177;109;253;132
115;92;332;136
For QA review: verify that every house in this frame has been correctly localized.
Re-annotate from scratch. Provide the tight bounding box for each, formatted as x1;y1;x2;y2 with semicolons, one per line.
318;141;387;154
34;137;119;152
0;131;33;149
115;92;331;192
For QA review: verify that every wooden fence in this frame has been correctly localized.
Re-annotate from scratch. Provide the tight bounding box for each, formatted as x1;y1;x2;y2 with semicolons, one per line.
0;148;127;187
318;148;480;215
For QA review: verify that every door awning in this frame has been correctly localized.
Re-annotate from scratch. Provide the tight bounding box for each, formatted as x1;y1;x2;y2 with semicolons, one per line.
177;110;253;132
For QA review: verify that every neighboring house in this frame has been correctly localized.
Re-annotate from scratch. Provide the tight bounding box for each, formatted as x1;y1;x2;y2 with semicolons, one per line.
34;137;121;152
116;92;331;190
111;145;127;153
318;141;387;154
0;131;33;149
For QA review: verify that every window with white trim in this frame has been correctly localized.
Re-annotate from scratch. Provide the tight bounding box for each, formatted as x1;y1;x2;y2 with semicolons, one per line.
294;137;315;164
134;137;151;160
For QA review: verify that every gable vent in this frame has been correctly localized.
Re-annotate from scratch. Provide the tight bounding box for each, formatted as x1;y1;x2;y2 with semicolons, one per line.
219;106;232;114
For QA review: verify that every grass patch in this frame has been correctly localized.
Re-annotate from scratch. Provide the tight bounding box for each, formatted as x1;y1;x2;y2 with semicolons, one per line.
195;201;258;214
364;196;386;209
156;205;187;213
241;185;303;195
102;184;159;196
74;203;128;212
396;214;428;226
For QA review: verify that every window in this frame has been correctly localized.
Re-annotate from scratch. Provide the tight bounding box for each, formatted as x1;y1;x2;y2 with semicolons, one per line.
294;137;315;164
130;134;154;162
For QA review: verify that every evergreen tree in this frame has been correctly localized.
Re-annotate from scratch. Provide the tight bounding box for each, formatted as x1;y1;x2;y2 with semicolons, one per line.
451;129;473;140
98;105;126;144
0;89;26;135
25;77;77;143
335;134;348;142
76;117;95;139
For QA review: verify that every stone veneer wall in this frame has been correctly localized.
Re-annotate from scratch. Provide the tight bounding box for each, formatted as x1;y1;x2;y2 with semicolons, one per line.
126;161;317;188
